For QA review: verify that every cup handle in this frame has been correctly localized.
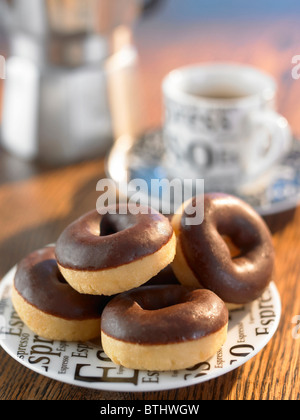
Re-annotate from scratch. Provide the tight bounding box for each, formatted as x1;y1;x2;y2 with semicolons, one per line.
246;109;292;179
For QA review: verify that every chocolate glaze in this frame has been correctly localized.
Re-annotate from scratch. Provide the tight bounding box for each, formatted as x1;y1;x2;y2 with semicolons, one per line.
55;204;173;271
14;247;110;320
101;285;228;345
180;193;275;304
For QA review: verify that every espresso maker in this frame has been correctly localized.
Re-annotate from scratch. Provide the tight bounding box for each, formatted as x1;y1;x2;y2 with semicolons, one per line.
0;0;162;164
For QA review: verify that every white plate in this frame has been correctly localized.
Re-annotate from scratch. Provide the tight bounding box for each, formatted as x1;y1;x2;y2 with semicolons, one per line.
0;265;281;392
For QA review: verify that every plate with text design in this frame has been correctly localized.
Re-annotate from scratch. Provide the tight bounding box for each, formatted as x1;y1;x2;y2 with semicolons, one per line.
0;265;281;392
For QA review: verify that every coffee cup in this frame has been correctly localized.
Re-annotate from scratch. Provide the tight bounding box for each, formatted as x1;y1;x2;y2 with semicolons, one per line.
162;62;292;191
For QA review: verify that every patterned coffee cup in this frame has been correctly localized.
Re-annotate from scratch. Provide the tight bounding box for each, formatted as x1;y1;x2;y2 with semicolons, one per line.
162;62;292;191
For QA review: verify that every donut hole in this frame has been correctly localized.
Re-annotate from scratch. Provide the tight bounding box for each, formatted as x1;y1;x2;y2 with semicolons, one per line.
56;268;68;284
99;213;136;236
135;298;177;311
133;288;186;311
35;258;69;284
217;213;262;260
222;235;242;258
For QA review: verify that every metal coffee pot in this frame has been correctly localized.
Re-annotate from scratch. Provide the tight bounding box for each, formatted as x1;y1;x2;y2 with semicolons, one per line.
0;0;162;164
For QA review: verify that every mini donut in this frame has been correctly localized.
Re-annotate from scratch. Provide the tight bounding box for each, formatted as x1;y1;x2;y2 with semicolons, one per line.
171;193;275;308
55;204;176;296
11;247;110;341
101;285;228;371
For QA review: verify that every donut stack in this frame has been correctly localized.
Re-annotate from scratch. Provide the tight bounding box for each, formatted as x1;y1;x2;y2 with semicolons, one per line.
11;194;275;371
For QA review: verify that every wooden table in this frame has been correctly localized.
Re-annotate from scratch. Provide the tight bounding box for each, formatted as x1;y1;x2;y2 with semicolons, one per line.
0;1;299;401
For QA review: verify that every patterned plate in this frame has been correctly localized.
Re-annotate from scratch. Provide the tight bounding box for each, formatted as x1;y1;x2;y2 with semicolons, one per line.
0;265;281;392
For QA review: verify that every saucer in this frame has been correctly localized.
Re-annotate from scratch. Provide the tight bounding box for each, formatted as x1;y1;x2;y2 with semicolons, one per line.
106;130;300;216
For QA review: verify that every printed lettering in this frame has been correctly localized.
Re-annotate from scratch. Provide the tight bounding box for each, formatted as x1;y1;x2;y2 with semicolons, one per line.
230;343;254;358
74;364;139;385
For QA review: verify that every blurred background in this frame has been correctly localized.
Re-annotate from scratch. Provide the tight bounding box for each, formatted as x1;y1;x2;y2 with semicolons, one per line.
133;0;300;134
0;0;300;167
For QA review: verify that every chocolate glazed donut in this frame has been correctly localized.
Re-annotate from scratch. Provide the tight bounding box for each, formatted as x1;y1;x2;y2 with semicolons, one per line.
172;193;275;306
101;285;228;371
11;247;110;341
55;204;176;295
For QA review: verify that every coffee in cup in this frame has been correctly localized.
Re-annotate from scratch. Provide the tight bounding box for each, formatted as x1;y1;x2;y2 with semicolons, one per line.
162;62;292;191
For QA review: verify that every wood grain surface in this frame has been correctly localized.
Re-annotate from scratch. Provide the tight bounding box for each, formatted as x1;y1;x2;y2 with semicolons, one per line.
0;1;299;400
